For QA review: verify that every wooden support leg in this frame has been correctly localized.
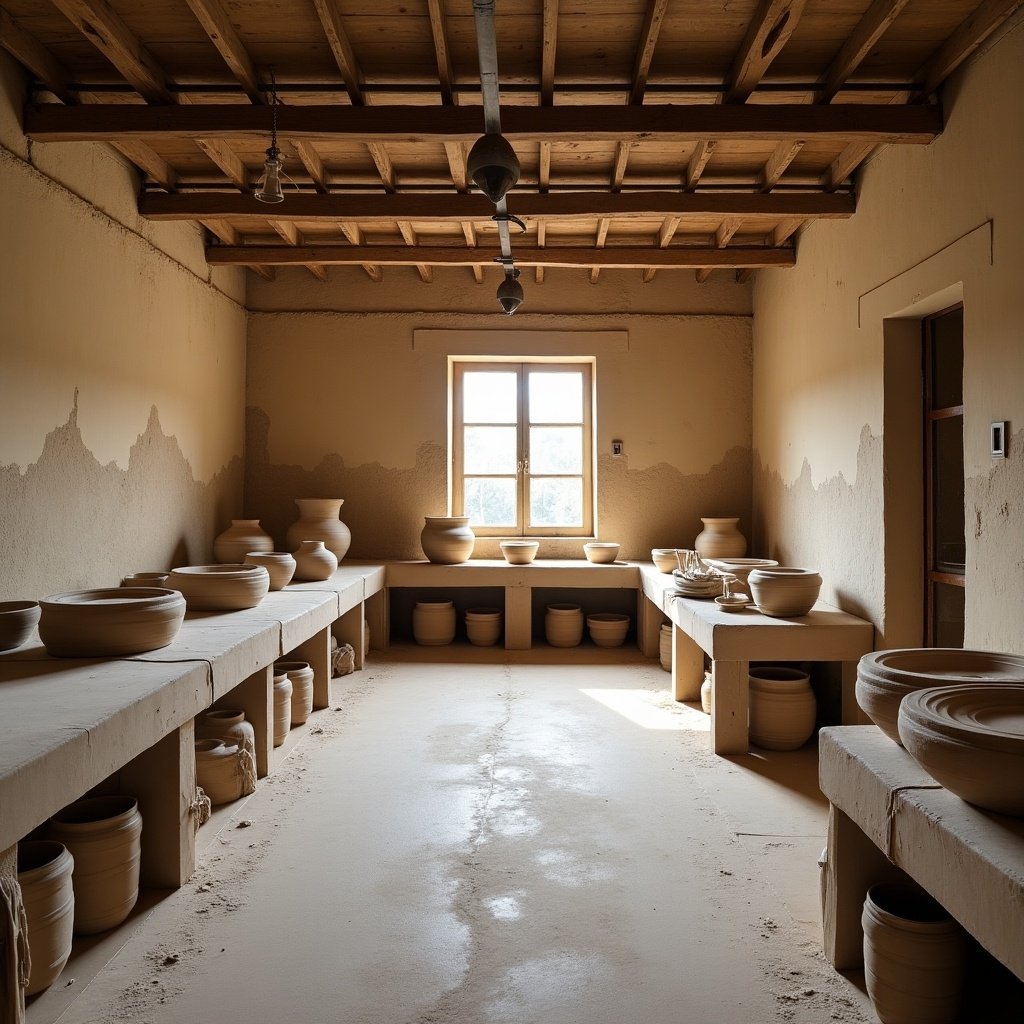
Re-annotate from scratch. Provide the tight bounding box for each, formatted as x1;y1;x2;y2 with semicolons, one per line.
637;594;662;658
120;722;196;889
294;627;331;709
366;590;388;652
224;666;273;778
710;658;749;754
335;602;365;669
671;625;704;702
505;586;532;650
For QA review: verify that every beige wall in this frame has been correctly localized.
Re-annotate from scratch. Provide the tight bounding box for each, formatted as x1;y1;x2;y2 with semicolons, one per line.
752;14;1024;652
0;54;248;601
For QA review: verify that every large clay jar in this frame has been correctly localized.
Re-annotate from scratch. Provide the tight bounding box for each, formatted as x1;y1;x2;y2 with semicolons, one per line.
49;795;142;935
659;623;672;672
272;671;293;746
413;601;456;645
545;604;584;648
17;840;75;995
465;608;502;647
748;665;816;750
243;551;296;591
213;519;273;563
285;498;351;562
694;517;747;559
420;516;475;564
292;540;338;582
862;883;964;1024
194;739;245;806
275;659;315;725
198;709;257;795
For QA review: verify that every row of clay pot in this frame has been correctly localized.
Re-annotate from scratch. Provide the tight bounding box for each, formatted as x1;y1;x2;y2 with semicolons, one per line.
213;499;351;563
412;602;503;646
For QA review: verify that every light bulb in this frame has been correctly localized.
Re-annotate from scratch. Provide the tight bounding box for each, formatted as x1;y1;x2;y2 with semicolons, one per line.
255;147;285;204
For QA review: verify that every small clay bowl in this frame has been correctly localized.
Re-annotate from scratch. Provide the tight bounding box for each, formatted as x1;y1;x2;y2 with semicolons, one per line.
168;565;270;612
0;600;41;652
651;549;680;573
500;540;540;565
584;542;620;564
714;594;749;613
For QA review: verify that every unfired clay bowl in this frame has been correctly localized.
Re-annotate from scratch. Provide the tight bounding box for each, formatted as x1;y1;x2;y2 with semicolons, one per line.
651;549;680;573
705;557;779;586
747;567;821;617
500;540;540;565
586;612;630;647
168;564;270;611
121;572;170;588
243;551;297;590
584;542;620;564
0;600;41;652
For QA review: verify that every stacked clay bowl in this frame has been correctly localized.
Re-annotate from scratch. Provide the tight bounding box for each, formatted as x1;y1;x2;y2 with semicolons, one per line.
747;567;821;617
0;600;41;652
168;565;270;612
856;648;1024;746
586;613;630;647
704;557;779;589
584;542;620;564
500;540;539;565
38;588;185;657
898;683;1024;816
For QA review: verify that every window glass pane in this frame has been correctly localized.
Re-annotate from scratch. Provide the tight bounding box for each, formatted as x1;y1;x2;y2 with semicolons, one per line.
530;478;583;527
931;582;965;648
929;309;963;409
463;371;518;423
932;416;965;573
465;478;517;527
464;426;517;474
529;371;583;423
529;426;582;473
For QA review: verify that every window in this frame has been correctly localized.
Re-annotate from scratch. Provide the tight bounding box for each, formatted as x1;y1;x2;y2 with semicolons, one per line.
452;361;594;537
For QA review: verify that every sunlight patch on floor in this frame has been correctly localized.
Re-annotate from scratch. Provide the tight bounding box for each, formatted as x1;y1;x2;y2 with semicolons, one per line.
580;688;711;731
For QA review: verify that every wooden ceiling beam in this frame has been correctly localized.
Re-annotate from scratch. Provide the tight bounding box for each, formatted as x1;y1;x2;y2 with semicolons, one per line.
818;0;911;103
0;8;75;103
760;140;803;191
340;223;383;281
195;138;248;190
684;140;715;190
444;141;467;191
535;221;546;284
398;221;432;282
630;0;670;104
427;0;455;106
541;0;559;106
182;0;263;103
311;0;363;105
112;140;176;190
726;0;808;103
367;143;396;192
770;217;802;246
824;141;874;190
25;103;944;145
295;141;328;193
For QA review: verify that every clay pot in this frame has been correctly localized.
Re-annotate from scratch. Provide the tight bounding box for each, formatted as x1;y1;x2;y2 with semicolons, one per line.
421;516;475;564
465;608;502;647
659;623;672;672
700;671;713;715
0;599;40;652
38;588;185;657
213;519;273;564
243;551;296;590
120;572;170;588
748;666;816;750
747;567;822;617
17;840;75;995
275;659;315;725
856;648;1024;746
500;540;539;565
168;565;270;611
862;883;964;1024
651;549;680;573
413;601;456;645
292;539;338;581
285;498;351;562
586;613;629;647
194;739;246;805
49;795;142;935
198;709;257;795
583;542;620;564
545;604;583;648
272;672;292;746
694;517;747;558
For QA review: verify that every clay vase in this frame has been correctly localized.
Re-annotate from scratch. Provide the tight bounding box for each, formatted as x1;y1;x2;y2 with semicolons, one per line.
545;604;584;648
213;519;273;563
275;659;315;725
659;623;672;672
194;739;245;806
748;666;816;750
700;671;713;715
285;498;351;562
413;601;456;645
198;710;257;795
243;551;296;591
420;516;475;564
694;517;747;559
48;795;142;935
272;672;293;746
17;840;75;995
292;540;338;582
465;608;502;647
862;883;964;1024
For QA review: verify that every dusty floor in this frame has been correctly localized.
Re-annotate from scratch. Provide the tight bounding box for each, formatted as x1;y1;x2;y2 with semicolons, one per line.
29;647;876;1024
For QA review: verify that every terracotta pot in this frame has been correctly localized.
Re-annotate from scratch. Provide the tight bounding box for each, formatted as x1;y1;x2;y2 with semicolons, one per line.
213;519;273;563
748;666;816;750
862;883;964;1024
120;572;170;588
38;588;185;657
292;539;338;581
275;659;315;725
659;623;672;672
694;517;747;559
747;567;822;617
0;599;40;652
500;540;539;565
272;672;292;746
49;795;142;935
586;612;629;647
465;607;502;647
198;709;257;795
285;498;351;562
420;516;475;564
242;551;296;590
194;739;245;806
168;565;270;611
413;601;456;645
583;542;619;564
17;841;75;995
545;604;583;648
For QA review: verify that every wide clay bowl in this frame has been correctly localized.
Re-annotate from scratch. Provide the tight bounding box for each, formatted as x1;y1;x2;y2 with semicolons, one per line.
38;588;185;657
584;542;620;564
0;600;41;652
747;567;821;617
168;564;270;611
242;551;297;591
500;540;539;565
856;648;1024;745
898;684;1024;816
586;613;630;647
651;549;680;573
704;557;779;586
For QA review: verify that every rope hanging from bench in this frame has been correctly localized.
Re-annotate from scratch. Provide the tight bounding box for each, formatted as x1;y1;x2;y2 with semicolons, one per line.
0;875;29;1024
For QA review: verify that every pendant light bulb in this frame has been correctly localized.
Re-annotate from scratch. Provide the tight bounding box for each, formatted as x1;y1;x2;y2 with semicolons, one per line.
255;146;285;204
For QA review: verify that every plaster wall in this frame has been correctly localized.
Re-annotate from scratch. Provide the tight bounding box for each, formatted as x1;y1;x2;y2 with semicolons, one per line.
0;54;248;600
752;14;1024;651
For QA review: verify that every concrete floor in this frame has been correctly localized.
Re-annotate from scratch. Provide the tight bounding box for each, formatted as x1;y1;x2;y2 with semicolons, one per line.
29;647;875;1024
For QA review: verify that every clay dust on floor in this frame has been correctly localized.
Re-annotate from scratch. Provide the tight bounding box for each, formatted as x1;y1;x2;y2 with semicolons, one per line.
33;648;872;1024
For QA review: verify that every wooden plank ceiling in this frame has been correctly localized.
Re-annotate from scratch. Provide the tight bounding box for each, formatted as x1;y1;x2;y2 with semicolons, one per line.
2;0;1020;285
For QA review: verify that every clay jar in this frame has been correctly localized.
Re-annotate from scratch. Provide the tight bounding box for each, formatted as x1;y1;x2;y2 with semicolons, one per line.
748;665;816;750
292;540;338;582
413;601;456;645
198;709;257;795
545;604;584;648
862;883;964;1024
48;794;142;935
17;840;75;995
272;671;293;746
243;551;296;590
465;608;502;647
194;739;245;805
659;622;672;672
694;517;747;559
0;599;40;652
285;498;351;562
213;519;273;563
420;516;475;564
275;659;315;725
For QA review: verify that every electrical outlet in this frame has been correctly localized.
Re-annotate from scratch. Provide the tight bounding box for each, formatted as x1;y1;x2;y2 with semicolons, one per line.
611;439;624;457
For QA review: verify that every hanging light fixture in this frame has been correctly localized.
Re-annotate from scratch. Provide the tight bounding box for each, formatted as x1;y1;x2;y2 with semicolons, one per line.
255;71;284;204
496;267;523;315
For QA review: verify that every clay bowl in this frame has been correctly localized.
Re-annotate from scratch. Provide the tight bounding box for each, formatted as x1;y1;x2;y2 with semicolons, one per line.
243;551;297;591
651;549;680;573
121;572;170;588
856;648;1024;746
747;567;822;617
898;683;1024;816
584;542;620;564
38;588;185;657
500;540;540;565
704;557;779;587
0;600;41;652
586;613;630;647
168;564;270;612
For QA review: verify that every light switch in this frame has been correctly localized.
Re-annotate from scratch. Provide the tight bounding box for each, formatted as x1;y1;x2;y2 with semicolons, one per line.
611;439;624;456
